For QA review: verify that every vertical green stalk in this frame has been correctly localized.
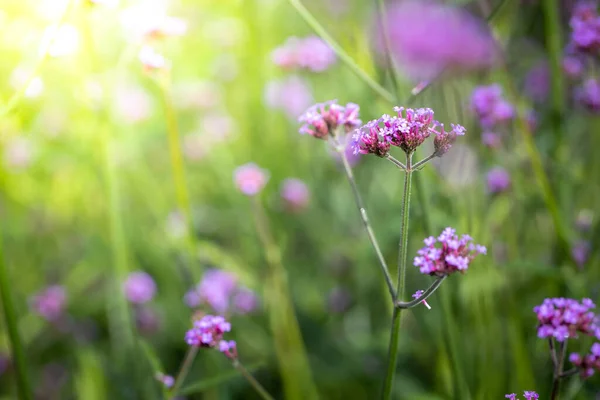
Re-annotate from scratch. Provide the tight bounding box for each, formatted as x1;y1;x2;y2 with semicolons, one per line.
157;78;197;275
251;198;318;400
169;347;198;399
381;153;413;399
0;236;32;400
550;340;567;400
542;0;565;118
233;360;275;400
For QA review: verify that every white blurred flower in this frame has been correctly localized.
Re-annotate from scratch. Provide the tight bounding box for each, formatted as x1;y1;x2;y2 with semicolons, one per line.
165;210;186;239
138;46;167;70
10;67;44;99
3;137;35;169
115;85;152;123
201;112;235;142
120;4;186;41
39;24;80;57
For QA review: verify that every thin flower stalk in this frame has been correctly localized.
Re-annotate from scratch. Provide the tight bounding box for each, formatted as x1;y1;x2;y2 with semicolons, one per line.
336;138;395;300
396;276;446;309
233;360;275;400
550;340;568;400
385;154;407;171
169;347;198;399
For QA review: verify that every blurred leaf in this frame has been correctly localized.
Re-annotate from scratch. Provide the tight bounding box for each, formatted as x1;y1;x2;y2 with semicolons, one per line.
178;361;266;396
74;348;108;400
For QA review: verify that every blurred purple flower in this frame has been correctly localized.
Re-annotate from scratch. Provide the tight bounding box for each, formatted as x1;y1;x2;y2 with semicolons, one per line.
505;394;517;400
486;167;511;193
576;78;600;112
234;163;269;196
280;178;310;212
372;0;497;80
265;76;314;120
575;209;594;231
123;271;157;304
569;2;600;53
563;55;585;78
572;240;590;267
569;342;600;377
534;297;598;341
135;306;160;335
219;340;238;360
471;84;515;128
414;228;486;276
272;36;336;72
298;100;361;139
481;131;502;148
523;391;539;400
30;285;66;321
524;63;550;103
155;373;175;388
233;287;259;314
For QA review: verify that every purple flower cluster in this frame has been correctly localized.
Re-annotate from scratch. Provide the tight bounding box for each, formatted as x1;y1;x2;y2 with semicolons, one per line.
569;342;600;377
371;0;497;80
272;36;336;72
123;271;157;304
575;78;600;112
470;84;515;129
234;163;269;196
486;167;511;194
184;269;258;314
505;392;539;400
352;107;465;157
298;100;361;139
533;298;599;341
569;2;600;53
413;228;486;276
280;178;310;212
30;285;66;321
185;315;236;354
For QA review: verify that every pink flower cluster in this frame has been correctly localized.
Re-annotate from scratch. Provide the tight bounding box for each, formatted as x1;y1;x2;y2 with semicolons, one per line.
575;78;600;112
29;285;67;321
470;84;515;129
352;107;465;157
123;271;157;304
569;2;600;53
184;269;258;315
185;315;237;359
272;36;336;72
298;100;361;139
533;298;599;341
505;392;539;400
280;178;310;212
234;163;269;196
569;342;600;377
413;228;486;276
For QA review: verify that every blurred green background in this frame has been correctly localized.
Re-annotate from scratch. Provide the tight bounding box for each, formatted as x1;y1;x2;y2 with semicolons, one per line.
0;0;599;399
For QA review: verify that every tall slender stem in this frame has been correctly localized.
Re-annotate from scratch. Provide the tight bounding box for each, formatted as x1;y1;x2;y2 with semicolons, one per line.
233;360;275;400
287;0;395;103
412;154;436;171
550;340;567;400
0;235;32;400
169;347;198;399
338;143;395;300
382;153;413;399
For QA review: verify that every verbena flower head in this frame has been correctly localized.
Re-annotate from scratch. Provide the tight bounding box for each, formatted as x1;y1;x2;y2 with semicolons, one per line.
234;163;269;196
272;36;336;72
523;391;539;400
486;167;511;193
414;228;486;276
372;0;497;80
569;342;600;377
30;285;66;321
123;271;157;304
575;78;600;112
505;394;517;400
219;340;238;360
569;2;600;53
280;178;310;212
185;315;231;347
470;84;515;128
533;297;598;341
352;106;465;157
184;269;258;314
298;100;361;139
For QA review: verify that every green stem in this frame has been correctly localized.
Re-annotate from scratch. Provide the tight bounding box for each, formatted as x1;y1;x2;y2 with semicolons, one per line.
157;78;197;276
338;143;395;300
0;0;75;119
551;340;567;400
287;0;395;103
170;347;198;399
542;0;565;117
251;199;318;400
385;155;406;171
411;154;436;171
233;360;275;400
381;153;413;399
0;236;32;400
396;275;446;309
